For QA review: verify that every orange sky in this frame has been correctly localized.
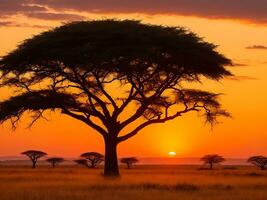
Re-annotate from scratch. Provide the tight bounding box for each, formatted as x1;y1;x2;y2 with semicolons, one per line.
0;2;267;158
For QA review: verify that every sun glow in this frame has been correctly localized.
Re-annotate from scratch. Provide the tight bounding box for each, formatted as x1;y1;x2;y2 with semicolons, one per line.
168;152;177;157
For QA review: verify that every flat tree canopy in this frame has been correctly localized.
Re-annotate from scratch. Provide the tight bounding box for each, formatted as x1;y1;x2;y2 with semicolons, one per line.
0;20;232;176
46;157;65;168
248;156;267;170
21;150;47;168
121;157;139;169
81;152;104;168
74;159;88;167
201;154;225;169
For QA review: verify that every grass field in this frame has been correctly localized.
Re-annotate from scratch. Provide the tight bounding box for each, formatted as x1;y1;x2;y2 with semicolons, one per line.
0;165;266;200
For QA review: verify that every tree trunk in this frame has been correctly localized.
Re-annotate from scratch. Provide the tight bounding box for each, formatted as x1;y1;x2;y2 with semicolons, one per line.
90;162;96;168
32;160;36;169
209;162;213;170
104;138;119;177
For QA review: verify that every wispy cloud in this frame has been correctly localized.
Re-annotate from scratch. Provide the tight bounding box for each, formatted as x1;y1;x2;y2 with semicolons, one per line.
0;0;46;15
246;45;267;50
0;21;13;26
0;20;50;28
232;63;248;67
0;0;85;22
226;75;258;81
0;0;267;26
34;0;267;24
24;12;86;21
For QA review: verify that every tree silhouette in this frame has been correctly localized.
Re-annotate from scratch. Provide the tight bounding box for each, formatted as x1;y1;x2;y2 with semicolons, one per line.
0;20;232;176
248;156;267;170
201;154;225;170
81;152;104;168
120;157;138;169
74;159;88;167
21;150;47;168
46;157;64;168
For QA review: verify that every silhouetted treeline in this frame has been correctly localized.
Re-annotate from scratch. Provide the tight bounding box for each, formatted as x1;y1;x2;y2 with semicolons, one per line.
2;151;267;173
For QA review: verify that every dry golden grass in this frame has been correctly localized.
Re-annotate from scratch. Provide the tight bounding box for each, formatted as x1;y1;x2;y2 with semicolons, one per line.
0;165;266;200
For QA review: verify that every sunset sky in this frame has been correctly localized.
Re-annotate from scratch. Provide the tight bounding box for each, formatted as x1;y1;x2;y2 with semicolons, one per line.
0;0;267;159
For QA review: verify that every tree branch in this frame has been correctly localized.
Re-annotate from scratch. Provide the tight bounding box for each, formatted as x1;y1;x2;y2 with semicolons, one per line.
93;72;119;110
119;75;177;130
118;107;198;142
62;109;107;136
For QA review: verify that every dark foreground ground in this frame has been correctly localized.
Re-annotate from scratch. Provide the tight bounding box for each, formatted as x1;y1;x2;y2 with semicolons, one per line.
0;165;266;200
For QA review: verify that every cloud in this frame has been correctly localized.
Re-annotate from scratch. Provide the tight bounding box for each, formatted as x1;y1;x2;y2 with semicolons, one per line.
0;20;50;28
0;0;85;24
0;21;13;26
24;12;86;21
246;45;267;50
1;0;267;26
33;0;267;24
0;0;46;15
232;63;248;67
226;75;258;81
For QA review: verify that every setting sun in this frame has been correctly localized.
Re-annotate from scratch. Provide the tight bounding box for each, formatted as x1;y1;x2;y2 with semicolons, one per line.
168;152;177;157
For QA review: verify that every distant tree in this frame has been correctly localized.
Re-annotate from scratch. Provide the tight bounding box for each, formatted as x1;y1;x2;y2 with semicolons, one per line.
21;150;47;168
46;157;64;168
201;154;225;170
248;156;267;170
120;157;139;169
74;159;88;167
81;152;104;168
0;20;232;176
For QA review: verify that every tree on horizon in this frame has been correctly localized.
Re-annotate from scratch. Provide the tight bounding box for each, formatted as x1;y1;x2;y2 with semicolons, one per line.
74;159;88;167
21;150;47;168
120;157;139;169
46;157;65;168
0;20;232;176
248;156;267;170
81;152;104;168
201;154;225;170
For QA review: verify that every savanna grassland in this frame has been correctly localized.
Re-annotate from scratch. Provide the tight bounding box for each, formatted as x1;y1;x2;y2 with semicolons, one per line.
0;165;266;200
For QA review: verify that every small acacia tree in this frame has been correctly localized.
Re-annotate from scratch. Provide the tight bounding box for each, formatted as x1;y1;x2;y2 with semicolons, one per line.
21;150;47;168
0;20;232;176
74;159;88;167
81;152;104;168
248;156;267;170
46;157;64;168
120;157;138;169
201;154;225;170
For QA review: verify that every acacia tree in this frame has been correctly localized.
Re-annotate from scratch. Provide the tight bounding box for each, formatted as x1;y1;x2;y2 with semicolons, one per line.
74;159;88;167
46;157;64;168
21;150;47;168
0;20;231;176
81;152;104;168
248;156;267;170
201;154;225;170
120;157;139;169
